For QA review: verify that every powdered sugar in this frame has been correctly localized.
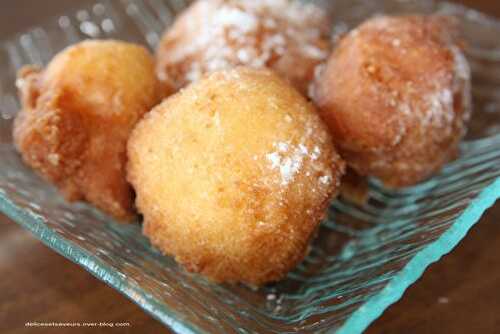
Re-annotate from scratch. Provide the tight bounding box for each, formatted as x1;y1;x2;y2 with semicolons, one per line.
264;135;333;188
277;142;289;152
279;153;303;185
450;45;472;124
319;175;332;185
266;141;308;186
158;0;332;94
266;151;281;169
421;88;454;128
311;146;321;160
215;6;258;32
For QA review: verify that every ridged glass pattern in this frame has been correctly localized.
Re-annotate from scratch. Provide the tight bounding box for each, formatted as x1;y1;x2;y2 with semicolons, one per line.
0;1;499;333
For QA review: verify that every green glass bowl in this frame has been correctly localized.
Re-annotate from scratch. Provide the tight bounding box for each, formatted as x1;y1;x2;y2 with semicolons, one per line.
1;1;499;333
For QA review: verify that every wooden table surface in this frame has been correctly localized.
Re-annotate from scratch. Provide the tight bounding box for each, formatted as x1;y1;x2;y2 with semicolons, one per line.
1;1;499;333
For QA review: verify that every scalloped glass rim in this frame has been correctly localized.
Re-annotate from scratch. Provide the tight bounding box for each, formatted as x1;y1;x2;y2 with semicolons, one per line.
1;0;500;333
2;179;499;334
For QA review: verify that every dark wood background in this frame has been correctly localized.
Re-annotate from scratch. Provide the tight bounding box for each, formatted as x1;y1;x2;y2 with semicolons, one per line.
0;1;499;333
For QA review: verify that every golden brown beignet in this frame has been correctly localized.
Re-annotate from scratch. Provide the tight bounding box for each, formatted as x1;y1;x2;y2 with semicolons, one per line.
127;67;345;285
312;15;471;187
13;40;163;220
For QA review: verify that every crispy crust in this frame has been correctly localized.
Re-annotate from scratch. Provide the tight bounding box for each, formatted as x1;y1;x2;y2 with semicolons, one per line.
13;40;163;220
312;15;471;187
128;68;345;285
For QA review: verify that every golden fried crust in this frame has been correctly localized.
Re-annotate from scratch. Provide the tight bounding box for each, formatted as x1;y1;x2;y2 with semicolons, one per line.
128;68;345;285
155;0;332;96
13;40;163;221
312;16;471;187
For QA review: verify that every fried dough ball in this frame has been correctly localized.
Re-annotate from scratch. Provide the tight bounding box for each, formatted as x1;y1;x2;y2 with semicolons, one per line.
127;68;345;285
156;0;332;96
312;16;472;187
13;40;162;220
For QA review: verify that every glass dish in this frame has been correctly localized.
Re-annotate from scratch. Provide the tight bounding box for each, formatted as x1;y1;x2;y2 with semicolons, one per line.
1;0;499;333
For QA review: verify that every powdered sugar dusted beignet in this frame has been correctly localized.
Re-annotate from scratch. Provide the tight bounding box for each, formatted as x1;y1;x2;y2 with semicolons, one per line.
312;15;471;187
127;68;345;285
156;0;332;96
